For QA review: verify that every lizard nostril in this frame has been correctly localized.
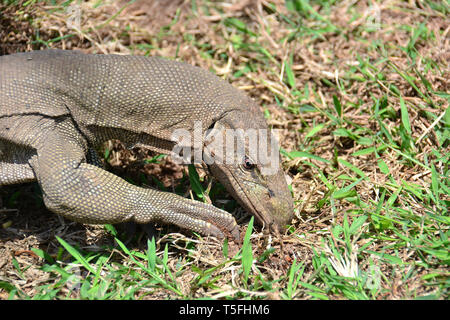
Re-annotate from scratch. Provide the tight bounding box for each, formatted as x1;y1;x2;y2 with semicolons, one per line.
267;188;275;198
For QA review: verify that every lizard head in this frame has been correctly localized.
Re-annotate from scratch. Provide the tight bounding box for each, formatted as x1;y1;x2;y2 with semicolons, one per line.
205;106;294;233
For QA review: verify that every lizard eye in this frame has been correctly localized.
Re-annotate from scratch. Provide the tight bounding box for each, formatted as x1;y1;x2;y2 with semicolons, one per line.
242;156;255;170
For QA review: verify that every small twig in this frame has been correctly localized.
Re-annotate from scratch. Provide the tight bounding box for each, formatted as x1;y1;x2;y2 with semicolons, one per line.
416;110;446;144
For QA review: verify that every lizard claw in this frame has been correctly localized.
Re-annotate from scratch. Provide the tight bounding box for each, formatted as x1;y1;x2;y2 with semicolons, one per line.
136;194;240;242
204;217;240;242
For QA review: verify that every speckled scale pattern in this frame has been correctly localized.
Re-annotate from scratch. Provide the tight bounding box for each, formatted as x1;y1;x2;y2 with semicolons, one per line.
0;50;242;240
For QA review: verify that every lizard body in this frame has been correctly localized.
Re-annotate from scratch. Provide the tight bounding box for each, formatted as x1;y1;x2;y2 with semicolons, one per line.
0;50;294;241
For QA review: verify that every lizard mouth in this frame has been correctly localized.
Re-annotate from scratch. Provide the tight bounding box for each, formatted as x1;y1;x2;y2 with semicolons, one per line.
208;161;293;233
225;167;275;230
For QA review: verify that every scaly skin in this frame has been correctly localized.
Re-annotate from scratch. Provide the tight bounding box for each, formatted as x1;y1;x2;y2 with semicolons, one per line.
0;50;294;241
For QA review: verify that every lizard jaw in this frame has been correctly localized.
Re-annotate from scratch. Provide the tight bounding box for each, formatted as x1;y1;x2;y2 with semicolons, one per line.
211;164;294;232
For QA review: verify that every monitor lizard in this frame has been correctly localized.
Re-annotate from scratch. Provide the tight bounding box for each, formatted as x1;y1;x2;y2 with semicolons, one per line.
0;50;294;241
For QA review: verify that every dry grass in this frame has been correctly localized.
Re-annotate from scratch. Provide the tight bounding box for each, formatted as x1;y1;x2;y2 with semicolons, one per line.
0;0;448;300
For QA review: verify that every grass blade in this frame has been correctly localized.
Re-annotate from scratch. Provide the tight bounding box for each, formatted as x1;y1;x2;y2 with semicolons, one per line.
400;96;411;135
242;217;254;284
56;236;95;274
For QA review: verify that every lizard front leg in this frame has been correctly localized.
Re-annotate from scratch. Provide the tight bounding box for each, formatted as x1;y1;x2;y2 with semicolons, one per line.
29;132;239;241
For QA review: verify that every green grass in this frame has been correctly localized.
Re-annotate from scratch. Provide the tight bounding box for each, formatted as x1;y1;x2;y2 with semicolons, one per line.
0;0;448;300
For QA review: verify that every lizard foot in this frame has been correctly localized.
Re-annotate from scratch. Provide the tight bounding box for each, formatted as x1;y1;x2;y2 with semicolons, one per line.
142;198;240;242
